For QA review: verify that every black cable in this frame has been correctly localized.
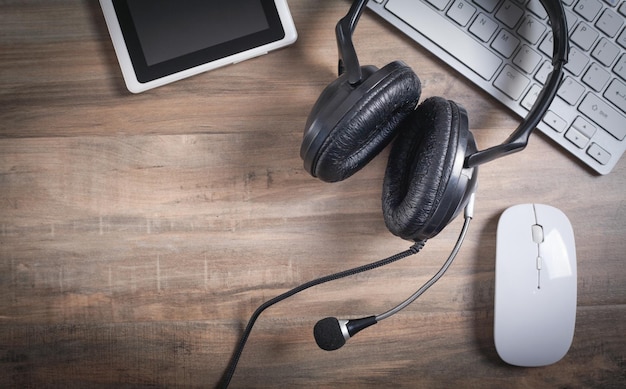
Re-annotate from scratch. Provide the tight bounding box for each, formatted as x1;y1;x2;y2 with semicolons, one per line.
218;241;426;388
376;216;471;321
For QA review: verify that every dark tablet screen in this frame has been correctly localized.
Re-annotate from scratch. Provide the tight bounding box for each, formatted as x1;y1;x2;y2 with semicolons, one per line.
112;0;286;82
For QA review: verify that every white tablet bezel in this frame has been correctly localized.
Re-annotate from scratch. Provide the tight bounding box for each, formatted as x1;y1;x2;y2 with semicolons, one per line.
99;0;297;93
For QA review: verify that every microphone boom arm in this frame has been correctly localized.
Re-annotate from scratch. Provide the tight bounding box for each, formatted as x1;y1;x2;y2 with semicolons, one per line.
377;206;473;322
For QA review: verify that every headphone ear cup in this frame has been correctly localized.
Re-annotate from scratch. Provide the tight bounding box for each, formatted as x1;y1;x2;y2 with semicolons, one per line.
382;96;469;242
301;61;421;182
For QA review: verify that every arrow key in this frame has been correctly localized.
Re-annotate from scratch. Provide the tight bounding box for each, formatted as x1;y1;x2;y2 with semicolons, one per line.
572;116;597;138
542;110;567;132
587;143;612;165
565;127;590;149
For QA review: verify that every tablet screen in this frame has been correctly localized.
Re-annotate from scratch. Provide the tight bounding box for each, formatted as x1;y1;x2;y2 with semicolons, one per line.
112;0;286;83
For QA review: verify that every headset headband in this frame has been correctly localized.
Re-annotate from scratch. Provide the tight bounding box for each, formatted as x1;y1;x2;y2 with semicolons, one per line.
336;0;569;168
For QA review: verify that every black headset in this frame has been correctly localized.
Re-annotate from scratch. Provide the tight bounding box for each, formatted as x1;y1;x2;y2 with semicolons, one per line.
300;0;569;243
221;4;570;384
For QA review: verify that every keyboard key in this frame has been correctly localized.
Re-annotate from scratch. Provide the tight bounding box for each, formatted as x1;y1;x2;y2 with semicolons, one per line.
595;9;624;37
587;143;611;165
574;0;602;21
426;0;452;10
538;34;554;56
492;29;520;58
617;28;626;49
572;116;597;138
579;93;626;140
565;47;590;76
494;64;530;100
565;127;590;148
513;45;542;73
517;15;547;44
592;38;620;66
614;54;626;80
571;22;599;51
558;76;585;105
385;0;503;80
521;84;542;110
534;61;553;84
473;0;499;13
604;78;626;112
526;0;548;19
495;0;524;28
620;2;626;16
582;63;611;91
543;111;567;132
470;13;499;42
447;0;477;26
564;9;579;33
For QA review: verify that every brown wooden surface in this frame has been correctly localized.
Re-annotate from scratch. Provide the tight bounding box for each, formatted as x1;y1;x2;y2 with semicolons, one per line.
1;1;625;388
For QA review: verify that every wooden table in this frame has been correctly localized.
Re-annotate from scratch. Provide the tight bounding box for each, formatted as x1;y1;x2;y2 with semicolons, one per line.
1;1;624;388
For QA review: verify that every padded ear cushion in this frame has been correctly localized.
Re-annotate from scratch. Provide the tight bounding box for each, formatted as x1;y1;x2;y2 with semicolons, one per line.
312;61;421;182
382;96;461;241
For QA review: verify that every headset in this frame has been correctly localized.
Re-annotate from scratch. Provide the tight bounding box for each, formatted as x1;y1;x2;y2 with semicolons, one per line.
220;2;568;386
300;0;569;243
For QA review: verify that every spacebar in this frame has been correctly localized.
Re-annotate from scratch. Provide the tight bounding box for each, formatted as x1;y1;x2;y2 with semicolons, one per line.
385;0;502;80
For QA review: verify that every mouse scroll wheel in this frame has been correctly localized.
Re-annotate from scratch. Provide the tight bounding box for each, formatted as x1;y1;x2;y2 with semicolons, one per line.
532;224;544;244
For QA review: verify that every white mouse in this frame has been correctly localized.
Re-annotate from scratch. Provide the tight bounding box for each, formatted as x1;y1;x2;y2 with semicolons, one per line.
494;203;577;367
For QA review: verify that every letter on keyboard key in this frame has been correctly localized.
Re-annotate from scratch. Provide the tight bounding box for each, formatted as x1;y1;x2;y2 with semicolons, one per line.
470;13;499;42
571;23;599;51
574;0;602;21
447;0;476;27
494;65;530;100
517;16;546;44
492;30;520;58
495;0;524;29
579;93;626;140
385;0;502;80
570;23;600;51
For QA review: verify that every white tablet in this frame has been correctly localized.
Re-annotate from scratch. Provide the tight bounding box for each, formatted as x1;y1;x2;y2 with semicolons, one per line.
100;0;297;93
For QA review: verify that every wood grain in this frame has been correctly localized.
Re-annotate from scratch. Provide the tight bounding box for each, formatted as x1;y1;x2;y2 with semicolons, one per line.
1;1;624;388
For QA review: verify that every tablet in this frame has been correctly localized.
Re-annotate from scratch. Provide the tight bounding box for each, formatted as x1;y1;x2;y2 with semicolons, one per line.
100;0;297;93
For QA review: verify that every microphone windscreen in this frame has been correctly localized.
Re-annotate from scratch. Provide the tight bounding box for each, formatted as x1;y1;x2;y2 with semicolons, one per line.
313;317;346;351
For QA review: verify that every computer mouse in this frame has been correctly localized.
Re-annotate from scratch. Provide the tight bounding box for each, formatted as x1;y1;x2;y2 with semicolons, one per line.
494;203;577;367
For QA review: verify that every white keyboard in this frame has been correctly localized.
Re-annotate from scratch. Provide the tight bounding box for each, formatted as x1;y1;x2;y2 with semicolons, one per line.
368;0;626;175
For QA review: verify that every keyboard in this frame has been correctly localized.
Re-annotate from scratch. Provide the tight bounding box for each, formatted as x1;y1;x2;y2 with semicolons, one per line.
368;0;626;175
